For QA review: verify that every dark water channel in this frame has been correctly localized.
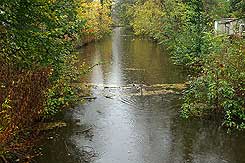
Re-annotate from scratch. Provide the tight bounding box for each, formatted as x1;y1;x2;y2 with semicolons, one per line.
37;28;245;163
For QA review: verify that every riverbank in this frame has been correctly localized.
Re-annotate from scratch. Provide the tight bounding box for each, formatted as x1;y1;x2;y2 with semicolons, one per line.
0;0;113;162
36;27;245;163
116;0;245;130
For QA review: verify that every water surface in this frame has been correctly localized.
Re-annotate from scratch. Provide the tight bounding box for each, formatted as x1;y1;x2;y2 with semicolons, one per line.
37;28;245;163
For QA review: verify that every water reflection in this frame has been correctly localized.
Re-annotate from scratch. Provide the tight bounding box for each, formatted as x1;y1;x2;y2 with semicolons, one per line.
79;27;185;85
106;27;124;86
37;28;245;163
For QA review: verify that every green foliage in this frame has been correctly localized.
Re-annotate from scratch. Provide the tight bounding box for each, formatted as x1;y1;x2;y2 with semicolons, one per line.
182;38;245;130
124;0;244;130
125;0;231;66
0;0;112;159
113;1;134;26
125;0;206;66
45;83;75;116
0;0;84;117
76;0;112;44
129;1;164;37
229;0;245;17
44;55;86;117
0;0;83;69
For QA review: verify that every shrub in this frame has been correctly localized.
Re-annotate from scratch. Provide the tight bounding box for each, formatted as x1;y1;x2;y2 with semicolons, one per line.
0;62;51;155
0;0;87;159
44;55;86;117
181;38;245;129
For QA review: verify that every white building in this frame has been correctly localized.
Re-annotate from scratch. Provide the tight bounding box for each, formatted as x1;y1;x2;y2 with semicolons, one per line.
214;18;245;37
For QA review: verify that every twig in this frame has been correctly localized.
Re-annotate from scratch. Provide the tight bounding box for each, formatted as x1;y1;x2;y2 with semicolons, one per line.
104;95;114;99
81;127;92;133
64;141;71;154
87;63;100;72
82;97;97;100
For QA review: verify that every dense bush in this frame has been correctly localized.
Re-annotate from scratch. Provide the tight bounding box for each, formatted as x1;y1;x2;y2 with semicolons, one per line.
44;55;86;117
0;62;51;157
182;38;245;129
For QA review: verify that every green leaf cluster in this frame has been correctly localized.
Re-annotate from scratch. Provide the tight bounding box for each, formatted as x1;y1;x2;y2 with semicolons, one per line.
182;38;245;130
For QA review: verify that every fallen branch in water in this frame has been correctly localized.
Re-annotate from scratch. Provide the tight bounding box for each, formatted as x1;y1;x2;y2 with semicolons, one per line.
104;95;114;99
124;68;145;71
81;127;92;133
82;97;97;100
37;121;67;131
85;83;187;90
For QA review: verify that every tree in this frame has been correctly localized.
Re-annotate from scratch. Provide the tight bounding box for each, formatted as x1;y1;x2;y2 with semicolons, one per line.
230;0;245;17
0;0;84;159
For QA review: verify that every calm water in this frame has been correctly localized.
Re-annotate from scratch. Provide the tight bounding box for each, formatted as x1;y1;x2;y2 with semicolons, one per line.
37;28;245;163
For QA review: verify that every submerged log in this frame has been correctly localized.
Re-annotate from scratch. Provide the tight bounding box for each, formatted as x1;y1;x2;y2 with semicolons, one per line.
37;121;67;131
124;68;145;71
128;89;176;96
85;83;186;90
84;83;187;96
